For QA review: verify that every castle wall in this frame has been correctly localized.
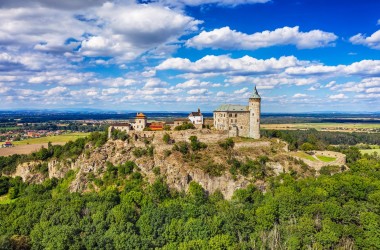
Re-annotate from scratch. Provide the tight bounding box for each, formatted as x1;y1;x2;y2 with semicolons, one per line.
214;111;250;137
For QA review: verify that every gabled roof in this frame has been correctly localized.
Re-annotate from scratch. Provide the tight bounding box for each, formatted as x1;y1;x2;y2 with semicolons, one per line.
214;104;248;112
189;111;202;117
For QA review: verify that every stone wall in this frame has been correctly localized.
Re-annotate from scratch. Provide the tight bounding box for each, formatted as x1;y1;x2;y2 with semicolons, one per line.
129;129;229;144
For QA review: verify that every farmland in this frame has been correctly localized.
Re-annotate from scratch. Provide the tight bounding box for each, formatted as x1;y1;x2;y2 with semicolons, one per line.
261;123;380;133
12;132;90;146
0;132;89;156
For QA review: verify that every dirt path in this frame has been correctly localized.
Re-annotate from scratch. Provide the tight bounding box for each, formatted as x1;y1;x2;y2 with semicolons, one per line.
0;142;65;156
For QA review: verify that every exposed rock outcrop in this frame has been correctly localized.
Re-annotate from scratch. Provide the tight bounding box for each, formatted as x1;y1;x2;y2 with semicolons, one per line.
10;131;319;199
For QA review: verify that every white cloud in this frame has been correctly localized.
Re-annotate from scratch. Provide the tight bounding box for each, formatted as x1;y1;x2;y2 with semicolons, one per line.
234;87;248;94
143;78;168;89
176;79;211;88
0;2;201;63
293;93;308;98
150;0;269;7
157;55;303;74
187;88;208;94
99;78;136;88
325;81;336;88
329;93;347;99
330;78;380;93
187;26;337;50
80;3;202;61
350;30;380;49
102;88;120;95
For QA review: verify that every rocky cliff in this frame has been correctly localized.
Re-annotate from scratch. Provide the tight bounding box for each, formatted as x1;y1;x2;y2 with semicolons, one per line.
10;131;315;199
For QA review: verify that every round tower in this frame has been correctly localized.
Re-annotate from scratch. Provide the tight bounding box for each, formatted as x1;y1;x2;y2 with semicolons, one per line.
249;86;261;139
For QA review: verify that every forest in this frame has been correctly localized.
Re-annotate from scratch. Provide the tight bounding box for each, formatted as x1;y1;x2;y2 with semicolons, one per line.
0;130;380;249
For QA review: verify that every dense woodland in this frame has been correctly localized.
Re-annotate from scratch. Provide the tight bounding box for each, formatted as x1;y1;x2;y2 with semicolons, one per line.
0;130;380;249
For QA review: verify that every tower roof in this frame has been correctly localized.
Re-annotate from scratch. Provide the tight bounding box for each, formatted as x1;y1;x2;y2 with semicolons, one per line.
135;112;146;118
250;86;261;99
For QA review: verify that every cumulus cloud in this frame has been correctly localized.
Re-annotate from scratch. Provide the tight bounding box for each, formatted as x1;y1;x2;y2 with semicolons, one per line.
80;3;202;61
329;93;347;99
148;0;269;7
293;93;308;98
0;0;109;9
234;87;248;94
175;79;214;89
157;55;303;74
187;88;208;95
143;78;169;89
0;2;201;62
330;78;380;93
350;30;380;49
187;26;337;50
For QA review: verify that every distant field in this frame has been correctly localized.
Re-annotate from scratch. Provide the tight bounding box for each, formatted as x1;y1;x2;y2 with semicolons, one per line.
360;149;380;155
261;123;380;132
0;132;89;156
12;132;90;146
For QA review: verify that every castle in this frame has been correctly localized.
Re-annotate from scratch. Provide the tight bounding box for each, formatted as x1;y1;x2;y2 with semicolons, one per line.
109;85;261;139
213;86;261;139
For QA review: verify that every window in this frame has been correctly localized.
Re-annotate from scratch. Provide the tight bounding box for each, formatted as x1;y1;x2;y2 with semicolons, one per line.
230;119;233;123
235;114;237;117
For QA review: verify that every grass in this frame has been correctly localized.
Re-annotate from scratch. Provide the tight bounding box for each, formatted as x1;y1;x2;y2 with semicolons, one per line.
360;149;380;155
293;152;317;162
316;155;336;162
261;123;380;132
13;132;90;146
0;194;14;205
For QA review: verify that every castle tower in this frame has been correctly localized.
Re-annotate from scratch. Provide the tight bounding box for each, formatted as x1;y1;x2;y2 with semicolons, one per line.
134;112;147;131
249;86;261;139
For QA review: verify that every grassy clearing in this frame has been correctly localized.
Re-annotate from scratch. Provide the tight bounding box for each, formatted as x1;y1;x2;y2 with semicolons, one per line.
316;155;336;162
262;123;380;132
293;152;317;162
0;195;13;205
360;149;380;155
13;132;90;146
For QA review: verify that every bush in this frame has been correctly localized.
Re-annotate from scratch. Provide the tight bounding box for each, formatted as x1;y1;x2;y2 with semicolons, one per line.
163;133;171;144
133;147;147;158
219;138;235;150
111;129;129;141
173;142;190;155
189;136;207;151
174;122;195;131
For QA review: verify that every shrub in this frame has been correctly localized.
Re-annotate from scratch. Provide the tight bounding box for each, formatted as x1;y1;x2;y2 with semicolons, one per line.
189;136;207;151
219;138;235;150
173;142;190;155
163;133;171;144
174;122;195;131
133;147;147;158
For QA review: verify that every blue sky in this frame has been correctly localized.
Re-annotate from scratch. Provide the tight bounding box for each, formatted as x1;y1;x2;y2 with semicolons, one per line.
0;0;379;112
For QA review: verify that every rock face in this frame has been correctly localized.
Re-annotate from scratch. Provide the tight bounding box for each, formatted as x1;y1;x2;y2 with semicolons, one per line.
11;161;45;183
10;130;315;199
